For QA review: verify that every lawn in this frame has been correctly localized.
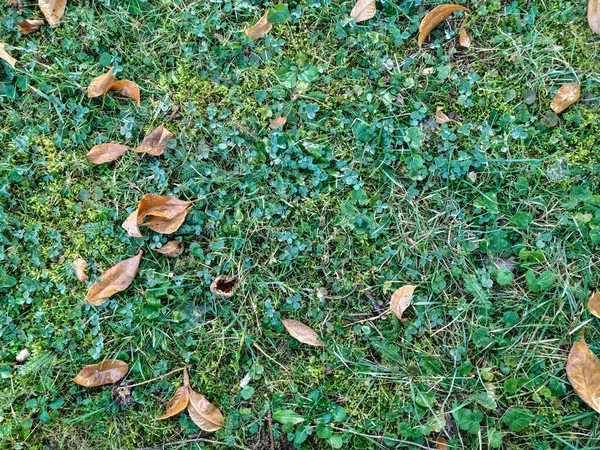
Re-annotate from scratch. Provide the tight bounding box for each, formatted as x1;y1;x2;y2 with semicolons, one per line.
1;0;600;449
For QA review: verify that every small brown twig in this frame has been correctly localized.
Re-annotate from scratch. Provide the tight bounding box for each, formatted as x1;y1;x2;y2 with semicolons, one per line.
267;408;275;450
118;366;186;390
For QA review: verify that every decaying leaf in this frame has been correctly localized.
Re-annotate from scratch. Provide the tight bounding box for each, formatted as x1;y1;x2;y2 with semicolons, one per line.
112;384;132;406
390;285;416;320
351;0;376;23
134;126;174;156
187;389;225;431
418;4;471;47
269;117;287;129
86;251;143;306
86;143;129;164
72;360;129;387
18;19;45;34
589;0;600;35
435;106;451;124
589;291;600;319
566;335;600;414
459;22;471;47
0;43;17;67
282;319;326;347
73;258;89;282
550;83;580;114
136;194;192;234
155;240;184;257
210;275;239;298
39;0;66;28
87;67;116;98
157;370;191;420
109;80;140;105
245;11;272;39
122;209;142;238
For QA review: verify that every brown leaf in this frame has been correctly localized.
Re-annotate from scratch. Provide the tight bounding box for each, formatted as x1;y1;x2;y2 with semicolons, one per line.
109;80;140;106
72;360;129;387
459;20;471;47
210;275;239;298
155;240;184;257
86;250;143;306
187;389;225;431
87;67;116;99
134;126;174;156
418;4;471;47
122;210;142;238
0;43;17;67
282;319;326;347
157;384;191;419
86;143;129;164
435;106;451;124
589;291;600;319
269;117;287;129
589;0;600;35
18;19;45;34
39;0;66;28
351;0;376;23
550;83;580;114
137;194;191;222
566;335;600;414
434;437;448;450
390;285;416;320
142;210;191;234
245;11;272;39
73;258;89;282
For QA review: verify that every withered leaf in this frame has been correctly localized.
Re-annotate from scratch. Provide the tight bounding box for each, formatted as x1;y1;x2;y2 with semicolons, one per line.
86;250;143;306
589;0;600;35
72;360;129;387
86;143;129;164
39;0;66;28
435;106;451;124
550;83;580;114
187;389;225;432
18;19;45;34
137;194;191;223
245;11;272;39
135;125;174;156
566;335;600;414
390;285;416;320
282;319;326;347
589;291;600;319
122;209;142;238
155;240;184;257
269;117;287;129
0;43;17;67
435;437;448;450
87;67;116;99
459;23;471;47
210;276;239;298
109;80;140;106
418;4;471;47
142;210;191;234
157;369;191;420
351;0;376;23
73;258;89;282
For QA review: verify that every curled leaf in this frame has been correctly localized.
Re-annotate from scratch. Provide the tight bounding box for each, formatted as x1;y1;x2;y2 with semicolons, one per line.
351;0;376;23
187;389;225;431
73;258;89;282
122;209;142;238
589;0;600;35
390;285;416;320
550;83;580;114
418;4;471;47
210;275;239;298
86;251;143;306
0;43;17;67
282;319;326;347
269;117;287;129
566;335;600;414
72;360;129;387
142;210;191;234
245;11;272;39
18;19;45;34
87;67;116;98
135;125;174;156
155;240;184;257
39;0;66;28
109;80;140;106
86;143;129;164
435;106;451;124
589;291;600;319
157;385;191;419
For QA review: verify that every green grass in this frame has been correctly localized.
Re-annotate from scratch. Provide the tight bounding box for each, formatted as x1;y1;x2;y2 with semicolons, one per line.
1;0;600;448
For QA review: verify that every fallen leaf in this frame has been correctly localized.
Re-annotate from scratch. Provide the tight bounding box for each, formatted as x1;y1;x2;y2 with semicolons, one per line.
566;335;600;414
0;43;17;67
435;106;451;124
390;285;416;320
187;389;225;431
135;126;174;156
245;11;272;39
72;360;129;387
109;80;140;106
550;83;580;114
459;24;470;47
155;240;184;257
269;117;287;129
87;67;116;99
142;210;191;234
73;258;89;282
351;0;376;23
589;0;600;35
589;291;600;319
18;19;45;34
210;275;239;298
157;370;191;420
86;143;129;164
281;319;326;347
122;209;142;238
86;250;143;306
39;0;66;28
418;4;471;47
434;436;448;450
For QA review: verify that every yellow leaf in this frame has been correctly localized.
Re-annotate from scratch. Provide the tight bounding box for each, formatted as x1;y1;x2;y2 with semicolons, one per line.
86;250;143;306
187;389;225;432
121;209;142;238
155;240;185;257
418;4;470;47
72;360;128;387
135;125;174;156
109;80;140;106
566;336;600;414
245;11;272;39
390;285;416;320
0;43;17;67
550;83;580;114
281;319;326;347
435;106;451;124
39;0;66;28
86;143;129;164
351;0;376;23
589;0;600;35
87;67;116;99
72;258;89;282
18;19;45;35
589;291;600;319
210;275;239;298
269;117;287;129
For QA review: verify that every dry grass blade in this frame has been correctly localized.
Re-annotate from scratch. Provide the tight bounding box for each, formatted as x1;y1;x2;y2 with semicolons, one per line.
122;210;142;238
86;143;129;164
550;83;580;114
135;126;174;156
351;0;376;23
0;43;17;67
109;80;140;105
72;360;128;387
155;240;184;257
435;106;451;124
588;291;600;319
86;250;143;306
566;335;600;414
245;11;272;39
187;390;225;432
418;4;471;47
72;258;89;282
390;285;416;320
18;19;45;34
589;0;600;35
87;67;116;98
38;0;66;28
281;319;326;347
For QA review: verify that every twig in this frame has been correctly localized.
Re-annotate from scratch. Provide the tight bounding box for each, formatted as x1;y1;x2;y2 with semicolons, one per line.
136;437;250;450
253;342;287;371
344;310;390;327
119;366;186;390
364;289;383;313
267;409;275;450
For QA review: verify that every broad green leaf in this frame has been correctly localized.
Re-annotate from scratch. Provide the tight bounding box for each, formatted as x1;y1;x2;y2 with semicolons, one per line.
273;409;306;425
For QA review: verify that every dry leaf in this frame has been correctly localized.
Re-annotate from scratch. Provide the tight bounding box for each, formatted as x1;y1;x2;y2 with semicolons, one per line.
459;25;470;47
269;117;287;129
87;67;116;98
434;437;448;450
187;389;225;432
550;83;580;114
390;285;416;320
282;319;326;347
245;11;272;39
73;258;89;282
18;19;45;34
122;209;142;238
351;0;376;23
72;360;129;387
109;80;140;106
155;240;184;257
435;106;451;124
589;291;600;319
157;370;191;420
136;194;192;234
86;250;143;306
135;126;174;156
418;4;471;47
86;143;129;164
210;276;239;298
39;0;66;28
589;0;600;35
566;335;600;414
142;210;191;234
0;43;17;67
